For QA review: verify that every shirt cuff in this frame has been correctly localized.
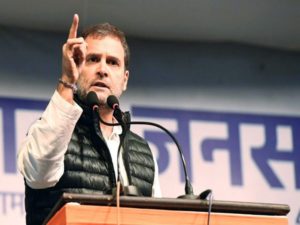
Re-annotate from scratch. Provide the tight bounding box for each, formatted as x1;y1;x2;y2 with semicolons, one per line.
51;90;83;120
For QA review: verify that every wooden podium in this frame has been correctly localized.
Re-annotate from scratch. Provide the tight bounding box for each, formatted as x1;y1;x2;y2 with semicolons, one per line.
45;193;289;225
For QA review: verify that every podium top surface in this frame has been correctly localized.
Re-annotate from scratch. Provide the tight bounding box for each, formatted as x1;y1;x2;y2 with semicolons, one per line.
45;192;289;223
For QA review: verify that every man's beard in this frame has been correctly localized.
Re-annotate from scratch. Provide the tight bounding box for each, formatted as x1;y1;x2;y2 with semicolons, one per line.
76;85;87;103
76;82;108;108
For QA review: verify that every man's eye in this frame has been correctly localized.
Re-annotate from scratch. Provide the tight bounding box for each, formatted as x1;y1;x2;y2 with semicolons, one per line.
87;56;99;62
107;59;118;66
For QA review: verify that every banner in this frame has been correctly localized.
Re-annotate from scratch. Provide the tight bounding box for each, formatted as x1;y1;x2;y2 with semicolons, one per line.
0;96;299;224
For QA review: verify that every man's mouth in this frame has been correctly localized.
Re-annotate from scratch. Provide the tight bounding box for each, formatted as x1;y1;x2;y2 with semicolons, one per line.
92;81;109;89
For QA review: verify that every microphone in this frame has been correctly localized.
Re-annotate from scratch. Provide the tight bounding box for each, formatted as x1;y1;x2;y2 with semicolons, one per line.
106;95;135;195
107;95;129;135
87;92;128;135
107;95;122;120
107;95;119;110
86;92;139;196
86;91;100;111
106;95;197;199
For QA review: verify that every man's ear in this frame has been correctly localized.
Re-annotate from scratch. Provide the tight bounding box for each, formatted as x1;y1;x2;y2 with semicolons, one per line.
123;70;129;91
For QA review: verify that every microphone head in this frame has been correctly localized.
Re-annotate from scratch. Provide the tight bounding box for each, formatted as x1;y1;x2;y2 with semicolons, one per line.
86;91;100;108
107;95;119;110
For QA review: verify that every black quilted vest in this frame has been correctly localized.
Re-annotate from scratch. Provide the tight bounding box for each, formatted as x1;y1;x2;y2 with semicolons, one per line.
24;97;155;225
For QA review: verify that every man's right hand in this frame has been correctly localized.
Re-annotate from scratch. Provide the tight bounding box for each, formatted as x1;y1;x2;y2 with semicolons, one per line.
58;14;87;102
61;14;87;84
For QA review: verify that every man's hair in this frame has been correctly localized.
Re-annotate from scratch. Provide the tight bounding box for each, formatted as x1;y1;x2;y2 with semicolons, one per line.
82;23;130;70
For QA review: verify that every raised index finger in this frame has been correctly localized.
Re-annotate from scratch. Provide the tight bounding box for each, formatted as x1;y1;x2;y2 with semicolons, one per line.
68;14;79;39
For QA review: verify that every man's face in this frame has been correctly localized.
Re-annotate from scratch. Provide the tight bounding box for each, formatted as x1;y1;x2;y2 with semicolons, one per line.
77;35;129;105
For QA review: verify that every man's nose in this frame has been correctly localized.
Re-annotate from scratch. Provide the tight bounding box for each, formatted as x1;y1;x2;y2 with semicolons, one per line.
96;60;108;78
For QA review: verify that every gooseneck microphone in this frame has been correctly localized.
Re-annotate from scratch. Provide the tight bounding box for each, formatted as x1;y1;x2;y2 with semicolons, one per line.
107;95;129;135
86;92;128;134
86;92;140;196
104;94;196;199
86;91;208;199
86;91;100;110
107;96;123;122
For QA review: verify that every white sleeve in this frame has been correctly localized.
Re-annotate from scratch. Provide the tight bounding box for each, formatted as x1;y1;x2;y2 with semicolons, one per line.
17;90;83;189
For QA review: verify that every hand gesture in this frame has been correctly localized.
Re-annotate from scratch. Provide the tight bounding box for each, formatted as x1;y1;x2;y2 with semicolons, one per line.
61;14;87;84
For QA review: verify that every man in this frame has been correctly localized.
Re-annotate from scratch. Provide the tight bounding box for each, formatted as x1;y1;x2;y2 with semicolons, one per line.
17;14;161;225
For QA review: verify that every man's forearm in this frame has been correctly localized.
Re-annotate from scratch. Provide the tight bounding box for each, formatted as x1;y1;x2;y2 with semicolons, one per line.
17;90;82;189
